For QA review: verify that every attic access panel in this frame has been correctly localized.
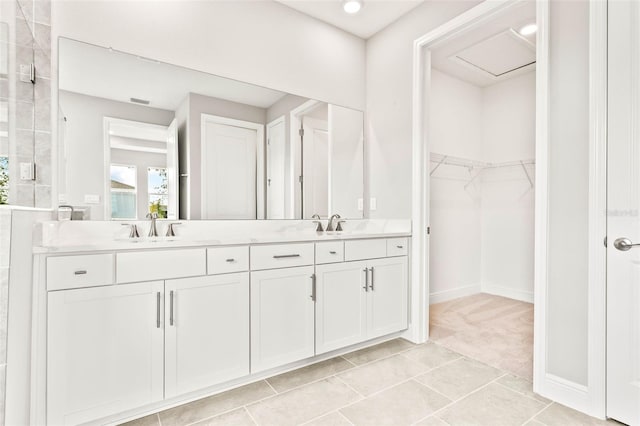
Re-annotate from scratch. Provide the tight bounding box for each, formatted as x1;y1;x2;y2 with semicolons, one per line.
450;29;536;78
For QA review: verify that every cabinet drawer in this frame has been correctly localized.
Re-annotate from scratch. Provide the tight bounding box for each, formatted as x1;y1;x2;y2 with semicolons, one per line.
116;249;206;283
315;241;344;264
344;239;387;261
207;246;249;274
47;254;114;291
250;243;314;270
387;238;409;257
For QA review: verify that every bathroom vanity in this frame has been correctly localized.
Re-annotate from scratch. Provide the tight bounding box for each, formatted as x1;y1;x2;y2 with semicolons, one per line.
29;220;411;425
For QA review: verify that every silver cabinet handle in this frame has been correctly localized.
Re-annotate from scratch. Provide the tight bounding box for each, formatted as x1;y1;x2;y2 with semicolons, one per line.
74;270;87;275
156;292;161;328
329;251;337;254
169;290;174;326
310;274;316;301
226;258;236;262
614;237;640;251
273;254;301;259
369;267;374;291
397;245;404;249
363;268;369;291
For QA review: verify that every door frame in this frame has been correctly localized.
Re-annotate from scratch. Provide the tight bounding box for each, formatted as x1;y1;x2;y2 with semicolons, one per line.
200;114;265;219
410;0;607;418
266;115;286;219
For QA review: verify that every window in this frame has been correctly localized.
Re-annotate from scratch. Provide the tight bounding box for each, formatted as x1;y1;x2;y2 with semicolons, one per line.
110;164;137;219
0;156;8;205
148;167;168;218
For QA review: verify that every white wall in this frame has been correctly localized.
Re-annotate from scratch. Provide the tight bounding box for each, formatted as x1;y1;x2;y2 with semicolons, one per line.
480;72;535;302
365;0;481;219
429;70;483;302
58;91;174;220
51;1;365;111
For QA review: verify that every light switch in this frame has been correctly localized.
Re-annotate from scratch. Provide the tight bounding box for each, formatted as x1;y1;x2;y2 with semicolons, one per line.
19;162;35;180
84;194;100;204
370;197;377;211
357;198;364;211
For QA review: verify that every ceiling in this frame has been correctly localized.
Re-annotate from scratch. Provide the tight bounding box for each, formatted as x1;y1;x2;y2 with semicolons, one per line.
59;38;287;111
274;0;425;39
431;1;536;87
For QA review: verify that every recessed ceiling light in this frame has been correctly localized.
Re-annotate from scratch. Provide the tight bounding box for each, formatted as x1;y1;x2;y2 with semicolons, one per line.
519;23;537;36
343;0;362;14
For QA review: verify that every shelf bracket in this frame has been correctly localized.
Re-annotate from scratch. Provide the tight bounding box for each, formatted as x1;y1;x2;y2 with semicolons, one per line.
520;160;534;188
429;156;447;176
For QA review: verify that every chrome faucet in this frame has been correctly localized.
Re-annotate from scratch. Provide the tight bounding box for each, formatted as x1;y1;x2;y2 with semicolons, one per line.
165;222;182;237
311;214;324;232
146;212;159;237
121;223;140;238
327;214;341;232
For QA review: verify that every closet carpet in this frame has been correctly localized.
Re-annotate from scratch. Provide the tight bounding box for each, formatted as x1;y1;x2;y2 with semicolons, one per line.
429;293;534;380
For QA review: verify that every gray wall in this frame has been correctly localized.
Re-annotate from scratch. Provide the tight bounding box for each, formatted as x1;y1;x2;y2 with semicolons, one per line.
58;90;174;220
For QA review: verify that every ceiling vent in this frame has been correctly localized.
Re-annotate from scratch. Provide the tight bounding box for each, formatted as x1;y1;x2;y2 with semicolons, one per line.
449;29;535;78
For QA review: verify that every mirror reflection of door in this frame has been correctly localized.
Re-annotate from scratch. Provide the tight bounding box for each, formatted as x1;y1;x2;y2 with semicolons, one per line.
104;117;178;220
302;118;329;219
201;114;262;220
266;116;286;219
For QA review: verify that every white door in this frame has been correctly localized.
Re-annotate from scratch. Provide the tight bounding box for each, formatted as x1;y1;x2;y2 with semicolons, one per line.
165;273;249;398
302;117;329;218
202;120;257;219
607;2;640;423
367;257;409;339
47;282;164;426
315;261;368;354
267;117;286;219
166;118;178;220
250;266;315;372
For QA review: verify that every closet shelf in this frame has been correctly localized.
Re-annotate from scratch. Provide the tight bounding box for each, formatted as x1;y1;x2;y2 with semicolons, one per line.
429;153;535;188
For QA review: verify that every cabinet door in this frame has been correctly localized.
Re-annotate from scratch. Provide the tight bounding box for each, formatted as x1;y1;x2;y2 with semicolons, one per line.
315;261;368;354
165;273;249;398
251;266;315;372
47;281;164;426
367;257;408;339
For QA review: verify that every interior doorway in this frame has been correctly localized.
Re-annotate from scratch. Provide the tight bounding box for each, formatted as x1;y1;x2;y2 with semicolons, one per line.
422;0;537;380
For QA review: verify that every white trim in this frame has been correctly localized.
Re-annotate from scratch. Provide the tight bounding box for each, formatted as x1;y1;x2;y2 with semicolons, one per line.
482;284;534;304
199;114;265;220
410;0;519;345
429;284;481;304
586;0;607;418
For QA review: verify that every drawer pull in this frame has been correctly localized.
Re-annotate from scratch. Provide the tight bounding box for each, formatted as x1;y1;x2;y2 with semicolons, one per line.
397;245;404;249
74;270;87;275
273;254;301;259
369;267;375;291
169;290;175;326
329;251;337;254
225;258;236;262
156;292;161;329
363;268;369;292
310;274;316;301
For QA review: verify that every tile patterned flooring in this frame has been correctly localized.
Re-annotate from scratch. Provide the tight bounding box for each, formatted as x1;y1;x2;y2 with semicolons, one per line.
122;294;610;425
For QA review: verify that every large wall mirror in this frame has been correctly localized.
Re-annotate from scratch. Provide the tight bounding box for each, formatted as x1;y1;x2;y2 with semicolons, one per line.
58;38;364;220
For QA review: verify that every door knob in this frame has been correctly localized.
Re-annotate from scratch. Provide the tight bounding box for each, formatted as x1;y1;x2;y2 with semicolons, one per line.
613;237;640;251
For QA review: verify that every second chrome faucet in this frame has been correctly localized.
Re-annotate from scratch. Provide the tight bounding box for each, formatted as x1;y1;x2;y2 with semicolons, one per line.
312;214;346;233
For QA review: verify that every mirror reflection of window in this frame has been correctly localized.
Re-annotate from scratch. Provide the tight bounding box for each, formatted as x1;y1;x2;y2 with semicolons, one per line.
148;167;168;218
110;164;137;219
0;156;8;204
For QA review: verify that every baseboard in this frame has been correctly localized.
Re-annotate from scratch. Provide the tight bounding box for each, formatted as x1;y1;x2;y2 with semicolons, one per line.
429;283;480;304
482;283;534;303
536;373;604;419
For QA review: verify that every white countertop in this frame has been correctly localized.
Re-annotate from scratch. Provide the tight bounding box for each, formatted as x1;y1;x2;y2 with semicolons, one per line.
33;219;412;254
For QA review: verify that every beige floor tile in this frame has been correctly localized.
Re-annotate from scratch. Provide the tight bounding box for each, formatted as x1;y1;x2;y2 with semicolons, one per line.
533;403;612;426
337;354;427;396
303;411;352;426
437;382;546;425
341;339;414;365
524;420;546;426
191;408;255;426
415;357;503;400
497;374;551;404
158;381;275;426
340;380;450;426
246;377;359;426
402;342;462;369
118;413;160;426
267;357;353;393
414;415;449;426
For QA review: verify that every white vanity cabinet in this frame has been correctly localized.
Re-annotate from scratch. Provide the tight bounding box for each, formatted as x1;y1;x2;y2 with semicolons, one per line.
315;240;409;355
47;281;164;426
250;265;316;373
164;273;249;398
